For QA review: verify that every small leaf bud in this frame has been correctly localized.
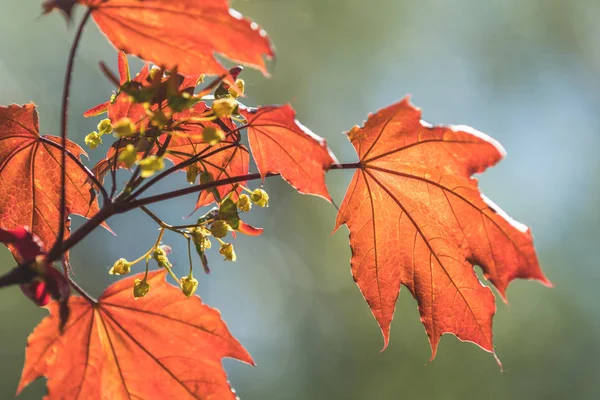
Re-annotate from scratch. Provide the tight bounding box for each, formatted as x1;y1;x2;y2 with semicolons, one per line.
250;188;269;207
118;144;138;169
112;117;137;138
237;193;251;212
219;242;236;262
109;258;131;275
133;278;150;299
180;276;199;298
84;131;102;150
211;98;237;117
210;220;231;239
138;155;165;178
97;118;113;135
202;126;226;145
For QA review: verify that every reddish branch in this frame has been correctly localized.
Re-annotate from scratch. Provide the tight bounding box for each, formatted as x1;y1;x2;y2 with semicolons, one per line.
49;9;93;261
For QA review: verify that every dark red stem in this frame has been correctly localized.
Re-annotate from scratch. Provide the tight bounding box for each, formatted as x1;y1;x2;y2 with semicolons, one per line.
49;9;92;261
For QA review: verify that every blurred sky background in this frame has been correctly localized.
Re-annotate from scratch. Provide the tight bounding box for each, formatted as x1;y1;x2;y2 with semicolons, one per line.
1;0;599;399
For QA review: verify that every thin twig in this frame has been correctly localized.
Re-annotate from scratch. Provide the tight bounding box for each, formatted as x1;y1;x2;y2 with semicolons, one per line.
49;9;93;261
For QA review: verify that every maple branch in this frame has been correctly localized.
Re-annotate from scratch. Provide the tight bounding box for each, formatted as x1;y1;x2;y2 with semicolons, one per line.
50;9;93;261
122;172;267;211
39;137;109;201
48;162;361;261
130;142;239;199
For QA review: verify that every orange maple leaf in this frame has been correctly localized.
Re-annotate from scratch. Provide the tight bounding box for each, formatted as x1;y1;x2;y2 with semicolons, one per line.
334;98;551;361
240;105;337;201
167;103;249;209
0;104;102;257
18;269;254;399
80;0;274;76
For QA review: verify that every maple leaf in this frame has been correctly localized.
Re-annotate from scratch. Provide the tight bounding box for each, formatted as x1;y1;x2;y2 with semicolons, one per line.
168;103;249;209
240;105;337;200
334;98;550;360
0;104;102;257
80;0;274;76
18;269;254;399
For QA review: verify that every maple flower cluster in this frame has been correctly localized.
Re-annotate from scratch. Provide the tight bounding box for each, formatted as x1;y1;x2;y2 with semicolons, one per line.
108;190;268;299
82;55;270;299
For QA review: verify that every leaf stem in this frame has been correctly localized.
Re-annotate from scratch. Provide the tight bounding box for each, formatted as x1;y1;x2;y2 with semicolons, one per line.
49;8;93;261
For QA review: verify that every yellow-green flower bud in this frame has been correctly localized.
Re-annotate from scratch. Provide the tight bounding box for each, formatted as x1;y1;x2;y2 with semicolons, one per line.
202;126;226;145
210;220;231;239
109;258;131;275
180;276;198;298
152;245;172;268
138;155;165;178
133;278;150;299
219;242;236;262
84;131;102;150
237;194;251;212
97;118;113;135
211;98;237;117
113;117;137;138
118;144;138;169
250;188;269;207
186;164;200;184
228;79;245;99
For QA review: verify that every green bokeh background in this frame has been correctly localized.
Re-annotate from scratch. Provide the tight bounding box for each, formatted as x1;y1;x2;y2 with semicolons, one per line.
1;0;599;399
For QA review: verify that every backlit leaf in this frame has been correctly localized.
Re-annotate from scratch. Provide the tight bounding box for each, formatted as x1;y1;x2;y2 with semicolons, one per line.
334;97;550;360
240;105;337;201
80;0;274;76
18;269;254;399
0;104;101;257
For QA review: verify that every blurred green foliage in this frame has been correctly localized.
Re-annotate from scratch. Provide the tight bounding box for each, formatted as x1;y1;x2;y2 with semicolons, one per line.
1;0;599;399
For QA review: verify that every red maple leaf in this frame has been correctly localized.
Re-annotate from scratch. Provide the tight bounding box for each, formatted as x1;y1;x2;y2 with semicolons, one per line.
18;269;253;399
79;0;274;76
0;227;70;309
240;105;337;200
334;98;550;360
0;104;103;257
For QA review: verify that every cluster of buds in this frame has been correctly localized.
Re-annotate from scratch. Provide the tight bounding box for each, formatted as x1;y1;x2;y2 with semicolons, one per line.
112;117;136;138
137;155;165;178
202;126;226;145
84;118;113;149
250;188;269;207
118;144;138;168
